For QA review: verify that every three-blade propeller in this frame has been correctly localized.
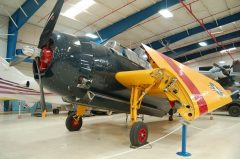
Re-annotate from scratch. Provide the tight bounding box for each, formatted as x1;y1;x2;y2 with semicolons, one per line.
36;0;64;118
10;0;65;118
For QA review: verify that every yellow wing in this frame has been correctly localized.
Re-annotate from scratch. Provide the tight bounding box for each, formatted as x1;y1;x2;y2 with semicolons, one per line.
116;44;232;121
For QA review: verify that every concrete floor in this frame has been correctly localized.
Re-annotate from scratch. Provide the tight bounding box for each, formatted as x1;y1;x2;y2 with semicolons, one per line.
0;112;239;159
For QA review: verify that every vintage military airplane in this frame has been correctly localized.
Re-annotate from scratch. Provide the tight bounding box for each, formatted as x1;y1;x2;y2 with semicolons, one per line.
198;62;240;117
199;61;240;89
10;0;234;147
0;56;67;114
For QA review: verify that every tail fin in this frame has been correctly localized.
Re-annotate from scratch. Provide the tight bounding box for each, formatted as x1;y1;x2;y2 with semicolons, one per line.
0;56;27;80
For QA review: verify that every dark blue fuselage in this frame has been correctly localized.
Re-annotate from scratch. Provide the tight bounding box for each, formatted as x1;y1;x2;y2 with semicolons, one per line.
33;32;170;117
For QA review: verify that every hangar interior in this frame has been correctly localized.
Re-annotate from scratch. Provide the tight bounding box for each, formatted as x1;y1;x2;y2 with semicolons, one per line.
0;0;240;159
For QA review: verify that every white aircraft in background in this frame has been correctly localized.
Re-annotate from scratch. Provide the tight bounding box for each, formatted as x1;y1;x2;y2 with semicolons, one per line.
199;61;240;88
0;56;68;114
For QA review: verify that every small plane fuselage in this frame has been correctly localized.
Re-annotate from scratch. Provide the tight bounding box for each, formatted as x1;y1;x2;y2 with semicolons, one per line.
33;32;171;117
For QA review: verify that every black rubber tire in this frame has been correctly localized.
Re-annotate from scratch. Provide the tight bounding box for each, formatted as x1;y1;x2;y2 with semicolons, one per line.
228;105;240;117
130;122;148;147
169;115;173;121
53;109;59;114
65;113;83;131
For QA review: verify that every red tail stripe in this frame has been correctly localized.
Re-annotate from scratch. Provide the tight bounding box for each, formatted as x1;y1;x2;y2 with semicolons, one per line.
0;90;41;95
0;81;39;93
0;85;40;93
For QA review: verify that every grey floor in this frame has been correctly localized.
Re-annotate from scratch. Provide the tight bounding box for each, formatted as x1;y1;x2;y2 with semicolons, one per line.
0;112;239;159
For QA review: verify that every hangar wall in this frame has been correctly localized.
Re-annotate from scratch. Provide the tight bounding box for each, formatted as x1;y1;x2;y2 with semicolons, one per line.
16;23;41;49
0;15;41;77
0;16;8;58
14;23;42;77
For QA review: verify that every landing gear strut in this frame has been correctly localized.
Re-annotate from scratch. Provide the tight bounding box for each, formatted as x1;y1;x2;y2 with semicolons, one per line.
168;108;174;121
168;101;175;121
129;85;154;147
65;105;87;132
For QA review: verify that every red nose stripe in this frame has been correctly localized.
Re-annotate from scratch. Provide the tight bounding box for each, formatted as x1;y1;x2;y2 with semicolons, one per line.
158;53;208;115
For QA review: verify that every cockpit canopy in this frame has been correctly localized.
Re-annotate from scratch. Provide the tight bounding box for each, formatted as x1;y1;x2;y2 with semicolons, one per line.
104;41;151;69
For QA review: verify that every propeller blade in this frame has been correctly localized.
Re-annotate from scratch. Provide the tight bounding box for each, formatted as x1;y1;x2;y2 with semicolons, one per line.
35;0;64;118
38;0;64;49
35;57;47;118
9;56;30;66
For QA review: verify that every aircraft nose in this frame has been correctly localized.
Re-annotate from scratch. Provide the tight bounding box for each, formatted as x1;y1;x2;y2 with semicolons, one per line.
33;32;95;97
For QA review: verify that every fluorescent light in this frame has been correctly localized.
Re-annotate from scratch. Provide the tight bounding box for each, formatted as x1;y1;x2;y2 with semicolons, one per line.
228;47;237;51
199;42;207;46
159;9;173;18
85;33;98;39
220;50;225;53
220;47;237;53
62;0;95;19
218;61;225;64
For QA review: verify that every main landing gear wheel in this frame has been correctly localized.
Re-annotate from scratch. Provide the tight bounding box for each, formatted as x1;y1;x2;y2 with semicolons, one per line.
65;112;83;131
130;122;148;147
228;105;240;117
169;116;173;121
53;108;59;114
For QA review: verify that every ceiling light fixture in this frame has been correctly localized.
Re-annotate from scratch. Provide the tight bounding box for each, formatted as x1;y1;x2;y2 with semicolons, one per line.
159;9;173;18
86;33;98;39
61;0;96;19
220;47;237;53
218;61;225;64
198;42;207;46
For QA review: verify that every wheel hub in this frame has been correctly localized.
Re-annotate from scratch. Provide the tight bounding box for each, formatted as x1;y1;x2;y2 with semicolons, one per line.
71;118;80;128
138;128;147;143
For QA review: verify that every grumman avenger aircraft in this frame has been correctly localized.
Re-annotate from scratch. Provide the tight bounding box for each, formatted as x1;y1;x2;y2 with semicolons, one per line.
10;0;235;147
0;57;67;114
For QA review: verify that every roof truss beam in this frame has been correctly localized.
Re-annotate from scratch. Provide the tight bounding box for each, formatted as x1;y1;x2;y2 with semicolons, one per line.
175;42;240;63
149;12;240;50
165;30;240;57
95;0;180;44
